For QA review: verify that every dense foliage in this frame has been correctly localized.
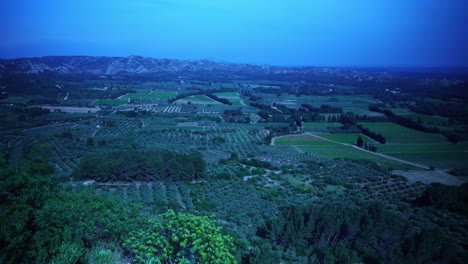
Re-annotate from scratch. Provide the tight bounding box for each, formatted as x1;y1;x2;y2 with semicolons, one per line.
0;155;236;263
74;150;206;182
415;182;468;216
0;154;136;263
256;202;464;263
124;210;236;264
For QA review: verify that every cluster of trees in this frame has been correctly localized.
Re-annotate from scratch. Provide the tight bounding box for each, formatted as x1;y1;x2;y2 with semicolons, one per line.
415;182;468;216
301;104;343;114
73;150;206;182
254;202;464;263
356;135;377;152
356;124;386;144
264;125;297;144
253;102;338;125
223;108;250;123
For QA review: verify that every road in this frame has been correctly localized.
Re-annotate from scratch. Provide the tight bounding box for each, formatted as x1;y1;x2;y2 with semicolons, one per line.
271;132;431;170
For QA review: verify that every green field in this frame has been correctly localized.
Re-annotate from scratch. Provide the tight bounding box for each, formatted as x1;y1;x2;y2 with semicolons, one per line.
0;97;31;104
121;92;177;99
275;134;414;169
214;92;242;105
93;99;128;105
316;133;376;144
359;122;446;144
302;122;342;129
404;113;448;125
214;92;238;97
174;95;220;105
359;122;468;169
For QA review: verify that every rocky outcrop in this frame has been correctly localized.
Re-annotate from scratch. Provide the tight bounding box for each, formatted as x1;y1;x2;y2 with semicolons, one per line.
0;55;292;76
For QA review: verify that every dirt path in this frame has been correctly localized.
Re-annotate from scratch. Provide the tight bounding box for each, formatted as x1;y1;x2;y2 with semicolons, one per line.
271;132;430;170
236;92;247;106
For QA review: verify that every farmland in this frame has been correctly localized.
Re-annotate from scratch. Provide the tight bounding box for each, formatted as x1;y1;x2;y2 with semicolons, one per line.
1;69;467;263
120;92;177;99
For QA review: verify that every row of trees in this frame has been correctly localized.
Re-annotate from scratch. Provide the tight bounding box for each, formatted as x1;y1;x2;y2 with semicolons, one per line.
206;93;232;105
356;124;386;144
356;135;377;152
73;150;206;182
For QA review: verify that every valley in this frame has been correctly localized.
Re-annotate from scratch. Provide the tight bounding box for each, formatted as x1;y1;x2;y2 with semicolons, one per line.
1;56;467;263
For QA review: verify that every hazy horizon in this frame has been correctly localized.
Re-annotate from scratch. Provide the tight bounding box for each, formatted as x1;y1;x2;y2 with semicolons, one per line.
1;0;467;68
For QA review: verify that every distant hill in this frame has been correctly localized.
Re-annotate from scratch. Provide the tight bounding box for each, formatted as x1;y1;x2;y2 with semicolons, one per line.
0;55;302;76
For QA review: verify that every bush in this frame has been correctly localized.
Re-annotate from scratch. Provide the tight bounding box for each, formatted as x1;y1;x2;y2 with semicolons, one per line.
123;210;237;263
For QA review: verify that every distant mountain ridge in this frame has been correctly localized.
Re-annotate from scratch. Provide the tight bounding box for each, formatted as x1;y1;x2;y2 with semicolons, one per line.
0;55;299;76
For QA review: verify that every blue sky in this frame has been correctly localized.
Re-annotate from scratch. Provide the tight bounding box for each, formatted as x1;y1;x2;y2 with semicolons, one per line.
1;0;467;67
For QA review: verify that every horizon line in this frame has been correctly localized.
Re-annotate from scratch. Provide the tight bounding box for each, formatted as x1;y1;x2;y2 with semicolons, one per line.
1;54;468;71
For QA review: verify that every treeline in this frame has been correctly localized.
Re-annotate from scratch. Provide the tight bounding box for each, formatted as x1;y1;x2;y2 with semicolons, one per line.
333;112;387;124
369;105;440;134
254;202;464;263
301;104;342;114
410;100;468;124
206;93;232;105
73;150;206;182
356;124;386;144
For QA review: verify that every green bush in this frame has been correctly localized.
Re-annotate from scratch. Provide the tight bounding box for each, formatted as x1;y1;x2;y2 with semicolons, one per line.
124;210;237;263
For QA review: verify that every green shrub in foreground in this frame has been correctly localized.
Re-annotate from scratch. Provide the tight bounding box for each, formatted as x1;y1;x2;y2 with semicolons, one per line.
124;210;236;264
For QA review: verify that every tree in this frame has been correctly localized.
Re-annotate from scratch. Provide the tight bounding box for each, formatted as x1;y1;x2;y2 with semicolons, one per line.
124;210;236;263
357;136;364;148
0;154;54;262
86;137;94;146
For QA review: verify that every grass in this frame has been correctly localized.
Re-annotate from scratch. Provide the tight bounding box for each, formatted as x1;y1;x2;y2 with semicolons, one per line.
342;106;384;116
175;95;220;105
214;92;242;105
359;122;446;144
93;99;127;105
358;122;468;169
0;97;31;104
275;133;415;170
316;133;375;144
404;113;448;124
298;145;414;170
121;92;177;99
302;122;342;129
214;92;238;97
276;134;337;146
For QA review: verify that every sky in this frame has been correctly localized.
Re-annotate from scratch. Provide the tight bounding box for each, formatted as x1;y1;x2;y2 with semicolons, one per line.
1;0;467;67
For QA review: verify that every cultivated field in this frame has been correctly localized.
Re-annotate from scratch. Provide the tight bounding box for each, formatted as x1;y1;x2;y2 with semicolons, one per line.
120;92;177;99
